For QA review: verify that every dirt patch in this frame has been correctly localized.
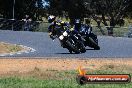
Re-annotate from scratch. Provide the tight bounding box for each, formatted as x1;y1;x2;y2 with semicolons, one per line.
0;58;132;77
0;42;23;54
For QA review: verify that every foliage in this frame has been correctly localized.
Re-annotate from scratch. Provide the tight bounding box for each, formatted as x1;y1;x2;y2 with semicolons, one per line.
0;0;46;20
0;0;132;35
47;0;132;35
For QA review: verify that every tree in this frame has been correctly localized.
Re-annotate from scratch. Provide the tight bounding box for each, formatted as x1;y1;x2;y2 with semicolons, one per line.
63;0;86;24
83;0;132;35
48;0;86;24
0;0;13;18
0;0;45;20
47;0;132;35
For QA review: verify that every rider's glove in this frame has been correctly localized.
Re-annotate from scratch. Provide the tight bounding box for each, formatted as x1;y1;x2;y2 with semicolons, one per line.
49;32;56;40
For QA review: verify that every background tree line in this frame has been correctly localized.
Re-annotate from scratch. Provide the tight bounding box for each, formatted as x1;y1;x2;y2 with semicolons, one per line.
0;0;47;20
0;0;132;35
47;0;132;35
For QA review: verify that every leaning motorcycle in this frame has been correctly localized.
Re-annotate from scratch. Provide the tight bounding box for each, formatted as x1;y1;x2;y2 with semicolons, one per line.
59;30;86;53
80;25;100;50
50;28;86;54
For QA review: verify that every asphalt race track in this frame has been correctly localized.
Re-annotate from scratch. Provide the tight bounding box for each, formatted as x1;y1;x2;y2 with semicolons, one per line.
0;30;132;58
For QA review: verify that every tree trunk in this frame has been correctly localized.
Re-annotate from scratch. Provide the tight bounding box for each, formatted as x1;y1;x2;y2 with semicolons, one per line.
107;27;113;36
102;14;114;36
97;20;106;35
92;15;106;35
108;16;115;36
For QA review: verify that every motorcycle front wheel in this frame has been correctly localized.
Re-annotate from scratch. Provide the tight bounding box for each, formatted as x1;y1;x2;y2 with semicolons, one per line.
66;39;80;54
76;40;86;53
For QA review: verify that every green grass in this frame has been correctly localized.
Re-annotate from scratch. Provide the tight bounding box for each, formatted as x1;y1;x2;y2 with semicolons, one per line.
92;26;128;37
0;69;132;88
7;45;22;52
0;77;131;88
35;22;49;32
113;27;128;37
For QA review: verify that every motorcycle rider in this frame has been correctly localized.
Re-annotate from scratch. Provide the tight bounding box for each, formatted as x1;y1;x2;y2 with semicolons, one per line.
80;19;93;34
48;15;69;39
83;19;98;43
73;18;92;34
72;18;98;46
74;19;82;32
79;18;99;49
69;19;83;41
48;15;70;47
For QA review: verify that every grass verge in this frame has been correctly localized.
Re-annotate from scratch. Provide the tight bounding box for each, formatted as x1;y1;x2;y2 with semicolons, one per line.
0;71;131;88
0;42;23;54
0;61;132;88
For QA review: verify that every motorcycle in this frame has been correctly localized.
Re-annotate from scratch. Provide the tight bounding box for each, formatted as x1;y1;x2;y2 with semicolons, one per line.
50;27;86;54
80;24;100;50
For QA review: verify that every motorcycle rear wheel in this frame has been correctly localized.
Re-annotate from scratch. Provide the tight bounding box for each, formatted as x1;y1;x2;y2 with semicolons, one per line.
89;37;100;50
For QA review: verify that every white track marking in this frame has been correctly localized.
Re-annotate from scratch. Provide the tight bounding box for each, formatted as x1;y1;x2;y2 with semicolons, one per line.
0;43;36;56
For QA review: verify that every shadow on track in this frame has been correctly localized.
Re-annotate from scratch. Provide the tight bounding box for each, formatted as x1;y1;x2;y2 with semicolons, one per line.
55;48;96;54
86;48;95;50
55;52;81;54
